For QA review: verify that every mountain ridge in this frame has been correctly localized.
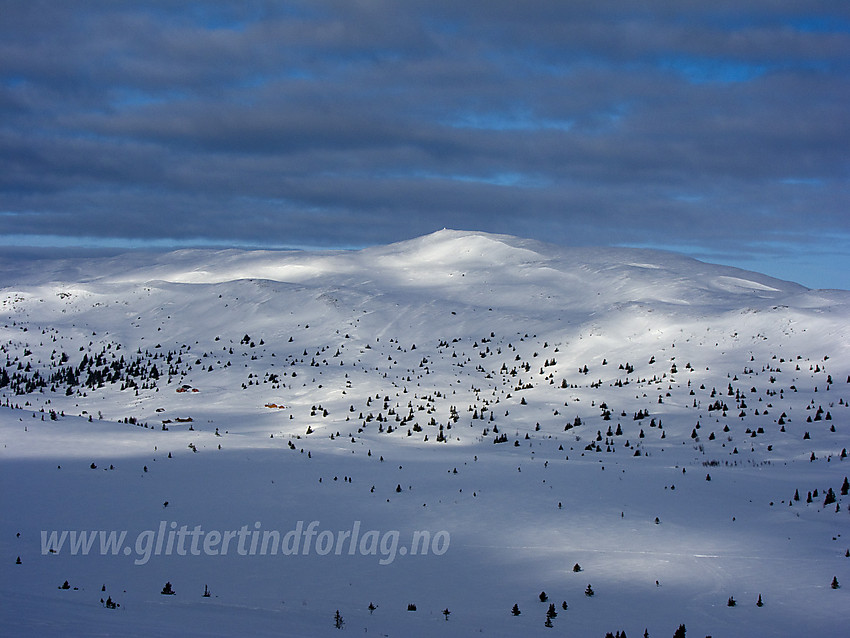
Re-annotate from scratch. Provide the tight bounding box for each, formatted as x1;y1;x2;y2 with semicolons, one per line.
0;229;827;306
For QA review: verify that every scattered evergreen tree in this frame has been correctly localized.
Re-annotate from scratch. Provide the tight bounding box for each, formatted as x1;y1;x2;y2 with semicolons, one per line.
544;615;553;628
756;594;764;607
539;591;548;602
333;609;344;629
442;607;451;621
161;581;175;595
831;576;840;589
585;584;595;597
727;595;736;607
368;602;377;614
824;488;837;506
407;603;417;611
573;562;582;572
841;476;849;497
202;584;210;598
546;603;557;618
673;624;686;638
15;556;21;565
511;603;521;616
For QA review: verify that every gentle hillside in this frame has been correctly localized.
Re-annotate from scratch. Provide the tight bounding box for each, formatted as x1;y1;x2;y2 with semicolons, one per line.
2;231;849;637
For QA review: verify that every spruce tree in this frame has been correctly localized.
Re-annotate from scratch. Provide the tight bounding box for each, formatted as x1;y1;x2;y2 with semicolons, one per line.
824;488;837;506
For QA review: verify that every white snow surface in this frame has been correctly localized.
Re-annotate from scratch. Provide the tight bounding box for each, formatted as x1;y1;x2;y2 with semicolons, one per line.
1;229;849;637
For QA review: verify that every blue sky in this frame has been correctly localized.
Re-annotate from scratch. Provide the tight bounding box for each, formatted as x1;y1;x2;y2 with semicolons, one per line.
1;1;848;288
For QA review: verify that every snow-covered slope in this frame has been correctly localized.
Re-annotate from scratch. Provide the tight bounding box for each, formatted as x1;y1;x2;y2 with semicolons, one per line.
1;230;849;637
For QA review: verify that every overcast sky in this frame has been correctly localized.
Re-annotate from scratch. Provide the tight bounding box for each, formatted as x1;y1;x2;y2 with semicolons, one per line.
1;1;848;288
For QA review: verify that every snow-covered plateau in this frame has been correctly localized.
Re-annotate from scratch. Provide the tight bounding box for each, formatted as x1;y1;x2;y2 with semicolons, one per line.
1;230;849;637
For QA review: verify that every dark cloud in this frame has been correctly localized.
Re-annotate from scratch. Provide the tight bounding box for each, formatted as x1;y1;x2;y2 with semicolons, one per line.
1;1;848;287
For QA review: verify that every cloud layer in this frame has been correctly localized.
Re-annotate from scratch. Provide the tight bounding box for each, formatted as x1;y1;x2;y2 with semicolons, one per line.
1;1;848;286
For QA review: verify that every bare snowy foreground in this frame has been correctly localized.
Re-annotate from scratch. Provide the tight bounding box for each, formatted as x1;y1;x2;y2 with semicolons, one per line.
1;230;849;637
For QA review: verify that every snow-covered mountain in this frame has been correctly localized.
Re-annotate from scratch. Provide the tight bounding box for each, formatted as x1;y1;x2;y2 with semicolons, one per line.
2;230;848;637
